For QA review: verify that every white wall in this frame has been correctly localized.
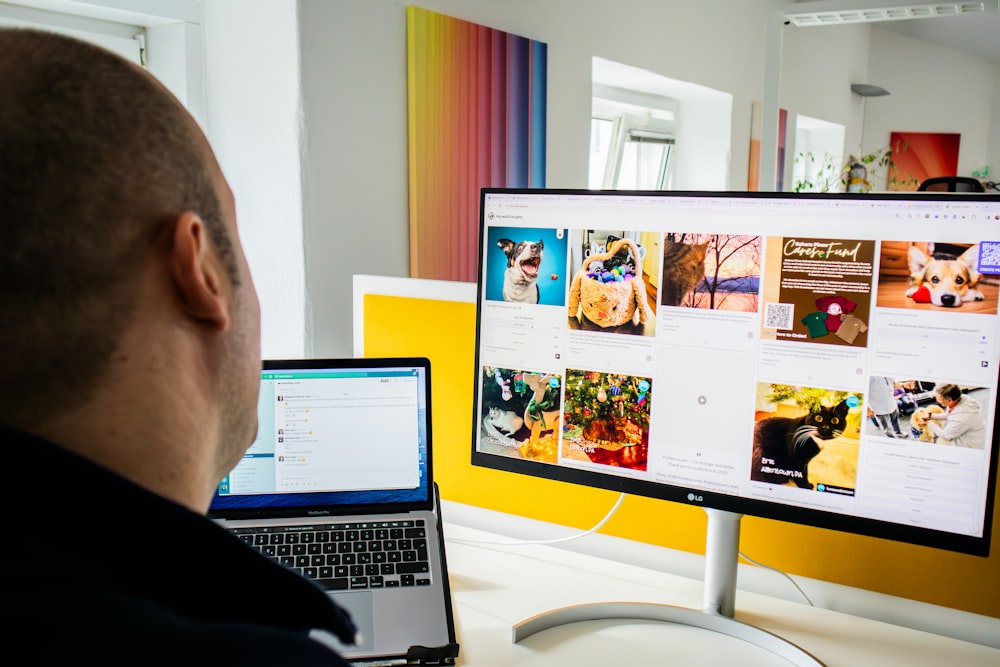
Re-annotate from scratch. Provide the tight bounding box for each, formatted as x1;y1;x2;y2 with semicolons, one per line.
778;21;872;189
146;19;205;128
202;0;305;358
290;4;997;357
781;22;873;145
14;1;999;358
674;96;734;191
297;0;410;358
298;0;788;358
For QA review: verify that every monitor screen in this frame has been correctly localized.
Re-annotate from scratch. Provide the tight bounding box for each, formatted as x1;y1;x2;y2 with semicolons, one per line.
471;188;1000;556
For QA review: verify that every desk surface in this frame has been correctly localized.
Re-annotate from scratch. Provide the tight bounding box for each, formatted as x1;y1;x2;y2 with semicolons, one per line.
439;502;1000;666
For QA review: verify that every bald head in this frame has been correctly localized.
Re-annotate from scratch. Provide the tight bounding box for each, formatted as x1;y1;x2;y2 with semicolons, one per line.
0;28;239;425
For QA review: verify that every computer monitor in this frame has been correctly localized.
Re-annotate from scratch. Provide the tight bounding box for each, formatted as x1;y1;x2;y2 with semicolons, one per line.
471;187;1000;663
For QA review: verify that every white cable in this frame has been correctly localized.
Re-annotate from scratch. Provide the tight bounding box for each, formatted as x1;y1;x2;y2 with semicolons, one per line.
739;550;815;607
446;492;626;547
446;494;814;608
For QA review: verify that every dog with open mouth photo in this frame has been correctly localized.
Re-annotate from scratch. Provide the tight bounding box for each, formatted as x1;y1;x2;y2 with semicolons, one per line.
498;238;544;303
905;243;983;308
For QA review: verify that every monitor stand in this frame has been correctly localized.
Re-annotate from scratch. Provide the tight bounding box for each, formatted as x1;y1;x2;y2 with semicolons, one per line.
511;508;826;667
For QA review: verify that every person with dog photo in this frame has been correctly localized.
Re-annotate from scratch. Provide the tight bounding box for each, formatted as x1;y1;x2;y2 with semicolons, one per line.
925;384;987;449
867;375;907;439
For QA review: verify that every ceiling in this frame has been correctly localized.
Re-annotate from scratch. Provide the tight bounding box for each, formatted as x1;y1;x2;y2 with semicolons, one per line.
876;12;1000;64
591;9;1000;103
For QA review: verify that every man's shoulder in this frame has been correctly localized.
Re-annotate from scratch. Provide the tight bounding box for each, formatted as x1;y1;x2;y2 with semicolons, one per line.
2;589;352;666
961;395;982;409
0;425;354;664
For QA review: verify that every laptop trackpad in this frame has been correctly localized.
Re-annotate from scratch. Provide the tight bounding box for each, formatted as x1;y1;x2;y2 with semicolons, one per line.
329;591;375;652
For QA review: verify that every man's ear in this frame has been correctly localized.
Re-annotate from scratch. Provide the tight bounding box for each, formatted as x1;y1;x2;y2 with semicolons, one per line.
169;211;231;331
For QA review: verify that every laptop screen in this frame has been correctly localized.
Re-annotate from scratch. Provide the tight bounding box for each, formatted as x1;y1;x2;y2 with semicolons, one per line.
209;358;433;517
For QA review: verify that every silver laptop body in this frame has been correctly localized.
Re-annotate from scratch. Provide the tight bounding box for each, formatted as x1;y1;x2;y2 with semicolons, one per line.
209;357;457;665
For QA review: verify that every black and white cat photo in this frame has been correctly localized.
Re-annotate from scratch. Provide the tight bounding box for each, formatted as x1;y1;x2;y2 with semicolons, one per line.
750;400;849;489
482;406;524;446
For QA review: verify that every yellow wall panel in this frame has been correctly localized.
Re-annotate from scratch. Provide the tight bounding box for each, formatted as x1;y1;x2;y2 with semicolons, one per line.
360;290;1000;618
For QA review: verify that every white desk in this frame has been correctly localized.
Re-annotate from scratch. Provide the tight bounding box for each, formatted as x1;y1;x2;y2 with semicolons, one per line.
439;501;1000;666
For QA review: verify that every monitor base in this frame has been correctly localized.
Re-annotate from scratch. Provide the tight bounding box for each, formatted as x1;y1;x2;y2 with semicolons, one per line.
512;601;825;666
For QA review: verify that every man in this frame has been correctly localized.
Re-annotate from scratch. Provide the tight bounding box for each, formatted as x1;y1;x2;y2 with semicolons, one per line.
927;384;987;449
0;28;355;664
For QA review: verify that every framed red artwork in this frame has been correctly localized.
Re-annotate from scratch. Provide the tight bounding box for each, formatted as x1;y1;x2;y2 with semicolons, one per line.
887;131;960;191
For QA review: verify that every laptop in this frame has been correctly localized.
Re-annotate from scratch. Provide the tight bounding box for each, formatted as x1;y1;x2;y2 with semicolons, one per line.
209;357;458;665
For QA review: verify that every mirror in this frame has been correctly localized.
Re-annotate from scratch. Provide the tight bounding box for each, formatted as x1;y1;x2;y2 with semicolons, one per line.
763;4;1000;192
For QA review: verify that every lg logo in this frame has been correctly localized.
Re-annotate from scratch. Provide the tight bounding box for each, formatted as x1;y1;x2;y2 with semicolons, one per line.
687;493;703;503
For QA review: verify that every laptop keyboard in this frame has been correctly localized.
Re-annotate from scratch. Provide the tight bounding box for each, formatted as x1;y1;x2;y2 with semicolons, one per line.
233;519;431;590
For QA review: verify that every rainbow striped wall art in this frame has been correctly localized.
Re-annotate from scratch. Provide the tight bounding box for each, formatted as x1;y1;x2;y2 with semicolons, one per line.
407;6;547;282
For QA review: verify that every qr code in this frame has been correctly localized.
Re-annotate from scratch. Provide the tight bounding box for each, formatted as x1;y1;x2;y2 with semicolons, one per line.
979;241;1000;274
764;302;794;330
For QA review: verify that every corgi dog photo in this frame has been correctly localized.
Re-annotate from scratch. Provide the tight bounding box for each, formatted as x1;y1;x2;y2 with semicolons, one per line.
905;244;983;308
498;238;544;303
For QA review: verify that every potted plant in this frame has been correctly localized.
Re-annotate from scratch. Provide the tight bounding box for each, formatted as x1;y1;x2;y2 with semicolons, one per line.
841;140;918;193
792;150;842;193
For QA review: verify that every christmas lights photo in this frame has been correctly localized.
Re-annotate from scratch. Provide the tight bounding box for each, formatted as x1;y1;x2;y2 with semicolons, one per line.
561;369;652;473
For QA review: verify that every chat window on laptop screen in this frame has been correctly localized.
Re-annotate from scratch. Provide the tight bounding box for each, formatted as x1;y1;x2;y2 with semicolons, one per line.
219;370;422;498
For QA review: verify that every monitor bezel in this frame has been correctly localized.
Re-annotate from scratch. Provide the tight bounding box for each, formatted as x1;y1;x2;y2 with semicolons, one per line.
470;187;1000;557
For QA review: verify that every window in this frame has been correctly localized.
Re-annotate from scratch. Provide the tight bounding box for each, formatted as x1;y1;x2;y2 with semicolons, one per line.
0;3;143;65
791;114;846;192
590;56;732;191
591;100;676;191
589;57;679;191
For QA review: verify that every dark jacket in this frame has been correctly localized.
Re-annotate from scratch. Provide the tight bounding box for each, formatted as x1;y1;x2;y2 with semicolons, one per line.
0;424;355;665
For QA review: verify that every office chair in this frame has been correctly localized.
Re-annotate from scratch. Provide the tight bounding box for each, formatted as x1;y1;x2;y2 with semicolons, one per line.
917;176;985;192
